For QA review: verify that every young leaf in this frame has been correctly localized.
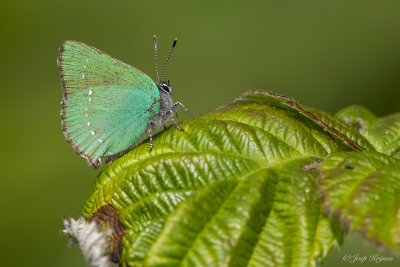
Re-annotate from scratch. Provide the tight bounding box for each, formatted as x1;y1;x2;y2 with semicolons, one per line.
364;114;400;157
335;106;400;158
334;105;377;133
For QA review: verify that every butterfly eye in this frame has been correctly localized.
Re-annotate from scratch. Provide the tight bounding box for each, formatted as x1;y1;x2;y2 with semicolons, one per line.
161;84;170;93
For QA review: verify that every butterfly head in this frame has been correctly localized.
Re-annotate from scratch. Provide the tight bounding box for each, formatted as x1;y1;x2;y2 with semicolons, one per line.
157;80;173;95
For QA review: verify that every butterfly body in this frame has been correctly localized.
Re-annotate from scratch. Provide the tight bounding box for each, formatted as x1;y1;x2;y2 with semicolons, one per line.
58;40;182;168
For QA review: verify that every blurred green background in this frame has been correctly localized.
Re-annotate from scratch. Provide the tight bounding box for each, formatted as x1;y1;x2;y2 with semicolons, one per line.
1;0;399;266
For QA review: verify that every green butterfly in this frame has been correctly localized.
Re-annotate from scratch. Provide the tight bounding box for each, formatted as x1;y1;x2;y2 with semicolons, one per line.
58;36;188;168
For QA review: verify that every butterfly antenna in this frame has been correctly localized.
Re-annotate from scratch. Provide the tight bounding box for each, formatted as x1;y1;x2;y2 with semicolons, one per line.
160;37;178;82
153;35;160;81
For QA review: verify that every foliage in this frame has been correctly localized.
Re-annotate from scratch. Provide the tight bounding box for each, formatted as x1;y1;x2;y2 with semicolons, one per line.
81;90;400;266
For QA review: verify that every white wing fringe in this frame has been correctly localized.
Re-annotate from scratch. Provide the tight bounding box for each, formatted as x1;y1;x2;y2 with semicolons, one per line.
61;216;112;267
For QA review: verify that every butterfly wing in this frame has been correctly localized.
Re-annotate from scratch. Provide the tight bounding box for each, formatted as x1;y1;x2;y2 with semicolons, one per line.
58;40;158;97
58;41;160;167
63;86;158;167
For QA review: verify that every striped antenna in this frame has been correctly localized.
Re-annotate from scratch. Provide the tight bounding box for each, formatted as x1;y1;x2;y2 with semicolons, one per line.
153;35;159;81
160;37;178;82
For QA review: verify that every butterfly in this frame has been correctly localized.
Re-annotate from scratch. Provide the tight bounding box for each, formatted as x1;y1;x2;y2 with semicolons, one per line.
58;36;188;168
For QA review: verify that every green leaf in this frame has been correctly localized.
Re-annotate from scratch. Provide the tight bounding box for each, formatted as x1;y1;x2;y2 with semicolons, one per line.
318;151;400;249
81;90;365;266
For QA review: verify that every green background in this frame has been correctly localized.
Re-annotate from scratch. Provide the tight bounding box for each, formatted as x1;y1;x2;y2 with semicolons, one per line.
1;0;399;266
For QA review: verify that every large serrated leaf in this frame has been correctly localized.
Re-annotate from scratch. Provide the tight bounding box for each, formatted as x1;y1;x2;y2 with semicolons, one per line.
81;90;356;266
318;151;400;249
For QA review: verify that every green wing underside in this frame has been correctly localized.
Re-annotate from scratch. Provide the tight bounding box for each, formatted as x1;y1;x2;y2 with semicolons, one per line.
58;40;161;165
58;40;159;99
63;86;160;161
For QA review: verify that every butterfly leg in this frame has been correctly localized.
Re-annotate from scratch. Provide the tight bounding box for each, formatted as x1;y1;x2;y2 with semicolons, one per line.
169;110;184;132
173;102;193;118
